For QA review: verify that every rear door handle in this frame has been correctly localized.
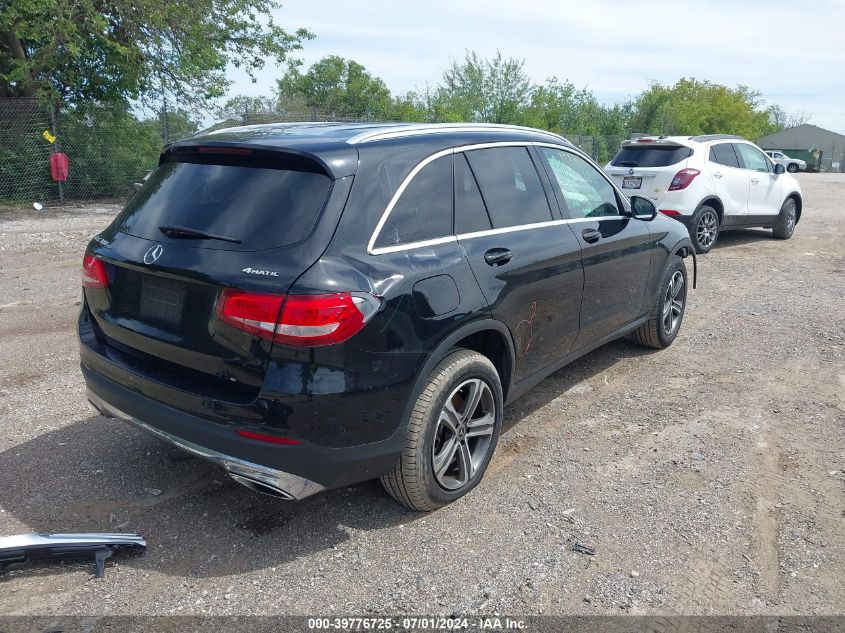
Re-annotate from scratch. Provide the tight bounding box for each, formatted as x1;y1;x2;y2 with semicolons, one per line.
483;248;513;266
713;171;723;179
750;177;759;184
581;228;602;244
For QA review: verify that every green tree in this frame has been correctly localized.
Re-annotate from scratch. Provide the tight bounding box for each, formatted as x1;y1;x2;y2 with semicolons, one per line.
278;56;392;118
0;0;312;106
387;90;431;122
216;95;281;125
433;50;532;124
629;78;776;138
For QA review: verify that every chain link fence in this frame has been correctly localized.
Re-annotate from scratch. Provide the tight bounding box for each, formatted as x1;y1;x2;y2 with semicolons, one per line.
0;98;626;205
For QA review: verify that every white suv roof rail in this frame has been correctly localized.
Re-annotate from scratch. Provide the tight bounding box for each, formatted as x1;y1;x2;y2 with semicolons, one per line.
346;123;570;145
687;134;744;142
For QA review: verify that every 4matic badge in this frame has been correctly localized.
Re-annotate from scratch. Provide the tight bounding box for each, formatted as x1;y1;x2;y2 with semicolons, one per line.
242;267;279;277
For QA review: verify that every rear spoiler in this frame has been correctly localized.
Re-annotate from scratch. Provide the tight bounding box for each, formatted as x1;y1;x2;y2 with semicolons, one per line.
621;137;687;148
0;533;146;578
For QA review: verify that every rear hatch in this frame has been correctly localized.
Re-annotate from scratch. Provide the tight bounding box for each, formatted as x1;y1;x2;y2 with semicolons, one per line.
605;140;693;205
83;146;340;402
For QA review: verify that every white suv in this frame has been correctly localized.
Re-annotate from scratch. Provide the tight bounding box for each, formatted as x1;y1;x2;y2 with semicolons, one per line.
604;135;803;253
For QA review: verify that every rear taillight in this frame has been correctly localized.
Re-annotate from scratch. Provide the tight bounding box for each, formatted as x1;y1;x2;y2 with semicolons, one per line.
216;291;285;338
82;253;108;288
217;290;380;346
668;168;701;191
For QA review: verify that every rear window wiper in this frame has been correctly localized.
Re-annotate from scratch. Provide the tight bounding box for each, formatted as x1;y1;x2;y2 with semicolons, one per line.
617;160;639;167
158;225;241;244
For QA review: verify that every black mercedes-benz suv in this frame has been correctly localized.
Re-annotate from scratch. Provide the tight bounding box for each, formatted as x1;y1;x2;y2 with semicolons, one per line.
80;122;695;511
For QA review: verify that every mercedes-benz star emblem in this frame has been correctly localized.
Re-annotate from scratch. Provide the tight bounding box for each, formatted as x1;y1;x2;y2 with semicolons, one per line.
628;168;635;175
143;244;163;264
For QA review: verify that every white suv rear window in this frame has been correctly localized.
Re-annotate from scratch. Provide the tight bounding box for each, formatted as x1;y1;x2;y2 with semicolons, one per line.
611;145;692;167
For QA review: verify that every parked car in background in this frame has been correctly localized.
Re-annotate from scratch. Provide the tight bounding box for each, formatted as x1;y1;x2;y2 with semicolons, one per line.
80;122;695;511
765;150;806;173
604;135;803;253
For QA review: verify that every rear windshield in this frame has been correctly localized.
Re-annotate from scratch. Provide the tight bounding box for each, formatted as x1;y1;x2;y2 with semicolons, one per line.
114;152;332;251
610;145;693;167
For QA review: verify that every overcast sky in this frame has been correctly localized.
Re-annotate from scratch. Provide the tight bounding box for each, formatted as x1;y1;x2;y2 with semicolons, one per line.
226;0;845;133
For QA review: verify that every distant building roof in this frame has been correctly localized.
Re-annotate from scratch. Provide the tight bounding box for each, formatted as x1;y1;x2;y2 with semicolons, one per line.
758;123;845;142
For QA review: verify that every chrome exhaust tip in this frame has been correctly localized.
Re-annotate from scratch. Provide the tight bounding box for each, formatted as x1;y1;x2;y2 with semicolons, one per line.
228;472;295;500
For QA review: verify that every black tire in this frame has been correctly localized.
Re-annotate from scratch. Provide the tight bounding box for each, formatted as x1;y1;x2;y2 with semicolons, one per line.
381;349;503;512
689;205;720;254
772;197;798;240
632;256;688;349
787;163;799;173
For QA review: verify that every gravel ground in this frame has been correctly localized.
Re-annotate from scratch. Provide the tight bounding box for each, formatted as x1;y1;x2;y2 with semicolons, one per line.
0;175;842;616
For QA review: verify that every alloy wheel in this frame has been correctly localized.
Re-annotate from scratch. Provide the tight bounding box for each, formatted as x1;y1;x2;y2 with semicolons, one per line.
662;270;685;336
432;378;496;490
696;211;718;249
786;203;796;234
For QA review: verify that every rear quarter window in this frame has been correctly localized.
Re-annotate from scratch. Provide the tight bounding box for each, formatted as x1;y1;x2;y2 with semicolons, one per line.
709;143;741;168
611;145;693;167
114;152;332;251
373;154;453;249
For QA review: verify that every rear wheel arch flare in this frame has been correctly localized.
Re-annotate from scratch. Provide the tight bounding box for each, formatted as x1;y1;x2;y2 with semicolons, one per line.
450;329;513;401
401;321;516;431
698;196;724;222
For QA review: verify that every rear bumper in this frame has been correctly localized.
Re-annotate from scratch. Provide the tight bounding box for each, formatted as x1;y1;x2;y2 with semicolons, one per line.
86;388;323;500
81;359;409;497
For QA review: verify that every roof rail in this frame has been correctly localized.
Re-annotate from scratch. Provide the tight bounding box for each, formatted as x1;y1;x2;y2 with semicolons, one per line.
688;134;745;142
346;123;571;145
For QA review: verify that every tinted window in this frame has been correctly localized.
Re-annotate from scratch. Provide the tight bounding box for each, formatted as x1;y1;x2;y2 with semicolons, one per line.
465;147;552;229
610;145;693;167
709;143;740;168
735;144;770;173
540;148;620;218
115;155;332;251
454;153;492;234
375;155;453;248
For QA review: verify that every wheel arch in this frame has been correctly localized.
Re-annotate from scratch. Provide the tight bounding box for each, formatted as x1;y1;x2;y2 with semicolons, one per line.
786;191;803;223
399;319;517;428
697;196;724;223
670;237;698;289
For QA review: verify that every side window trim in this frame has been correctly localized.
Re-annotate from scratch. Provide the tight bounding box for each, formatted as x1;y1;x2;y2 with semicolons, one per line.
368;141;630;255
731;143;748;170
528;145;567;219
457;151;495;229
526;145;565;220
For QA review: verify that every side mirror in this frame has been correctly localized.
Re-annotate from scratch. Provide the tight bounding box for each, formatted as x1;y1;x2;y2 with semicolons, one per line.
774;163;785;175
630;195;658;221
